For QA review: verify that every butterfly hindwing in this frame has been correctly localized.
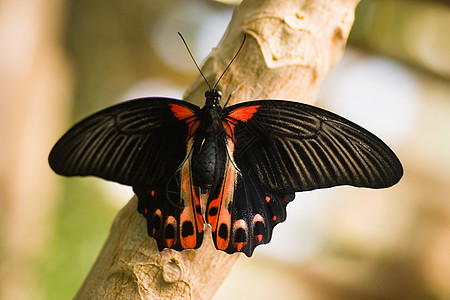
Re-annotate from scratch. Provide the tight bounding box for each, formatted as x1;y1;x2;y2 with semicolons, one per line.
224;100;403;193
206;137;294;256
134;138;205;251
48;98;200;186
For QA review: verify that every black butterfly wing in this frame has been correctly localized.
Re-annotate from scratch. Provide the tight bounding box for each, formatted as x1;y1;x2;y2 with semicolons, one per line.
204;100;403;256
223;100;403;193
50;97;206;250
206;136;295;257
49;97;200;186
134;144;205;251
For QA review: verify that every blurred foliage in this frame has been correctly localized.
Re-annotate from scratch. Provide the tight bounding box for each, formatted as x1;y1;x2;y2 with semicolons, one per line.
64;0;160;117
64;0;226;119
350;0;450;79
41;179;115;299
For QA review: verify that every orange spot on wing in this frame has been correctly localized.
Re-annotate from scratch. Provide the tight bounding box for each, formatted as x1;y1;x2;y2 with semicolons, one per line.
236;242;245;251
265;196;271;203
166;238;176;248
256;235;263;242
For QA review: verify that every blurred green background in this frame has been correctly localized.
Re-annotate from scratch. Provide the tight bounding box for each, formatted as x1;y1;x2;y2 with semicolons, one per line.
1;0;449;299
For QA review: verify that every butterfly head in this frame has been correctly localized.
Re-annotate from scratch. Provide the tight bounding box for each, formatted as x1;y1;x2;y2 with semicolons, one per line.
205;89;222;107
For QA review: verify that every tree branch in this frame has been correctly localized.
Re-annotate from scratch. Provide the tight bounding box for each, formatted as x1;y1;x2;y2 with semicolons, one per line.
75;0;360;298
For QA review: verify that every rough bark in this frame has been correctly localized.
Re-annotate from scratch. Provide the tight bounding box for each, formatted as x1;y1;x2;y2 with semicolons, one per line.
75;0;360;299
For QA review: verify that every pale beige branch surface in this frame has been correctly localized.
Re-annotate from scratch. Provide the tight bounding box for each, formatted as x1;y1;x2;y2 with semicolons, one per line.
75;0;360;299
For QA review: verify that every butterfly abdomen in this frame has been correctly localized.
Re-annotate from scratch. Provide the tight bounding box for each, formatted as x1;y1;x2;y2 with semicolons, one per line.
190;99;228;192
191;135;227;192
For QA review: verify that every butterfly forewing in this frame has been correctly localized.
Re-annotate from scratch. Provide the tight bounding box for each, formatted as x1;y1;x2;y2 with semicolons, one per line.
48;98;200;186
224;100;403;193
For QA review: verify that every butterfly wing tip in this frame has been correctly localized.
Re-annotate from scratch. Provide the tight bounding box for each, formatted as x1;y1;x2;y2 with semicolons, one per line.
384;163;404;188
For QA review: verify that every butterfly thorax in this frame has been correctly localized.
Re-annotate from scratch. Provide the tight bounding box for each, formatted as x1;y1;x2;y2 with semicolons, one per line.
200;88;223;129
190;89;227;192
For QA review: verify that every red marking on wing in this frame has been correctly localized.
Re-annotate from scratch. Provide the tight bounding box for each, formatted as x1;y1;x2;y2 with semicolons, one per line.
180;210;197;249
192;185;204;229
207;202;219;233
227;105;260;122
168;103;199;138
180;183;204;249
168;103;196;120
179;139;205;249
223;105;260;140
208;171;234;251
207;138;237;251
208;169;234;233
222;120;234;139
236;242;245;251
216;225;230;251
166;239;175;248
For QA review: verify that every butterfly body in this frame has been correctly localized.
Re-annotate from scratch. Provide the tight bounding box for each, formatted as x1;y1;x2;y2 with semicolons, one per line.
49;88;403;256
190;89;227;192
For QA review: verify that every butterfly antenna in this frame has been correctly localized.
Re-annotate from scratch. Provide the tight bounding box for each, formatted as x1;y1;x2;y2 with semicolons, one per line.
223;79;248;108
178;32;212;90
213;34;247;89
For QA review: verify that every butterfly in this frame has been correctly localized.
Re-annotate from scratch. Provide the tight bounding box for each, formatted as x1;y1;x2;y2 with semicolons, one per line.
48;34;403;257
